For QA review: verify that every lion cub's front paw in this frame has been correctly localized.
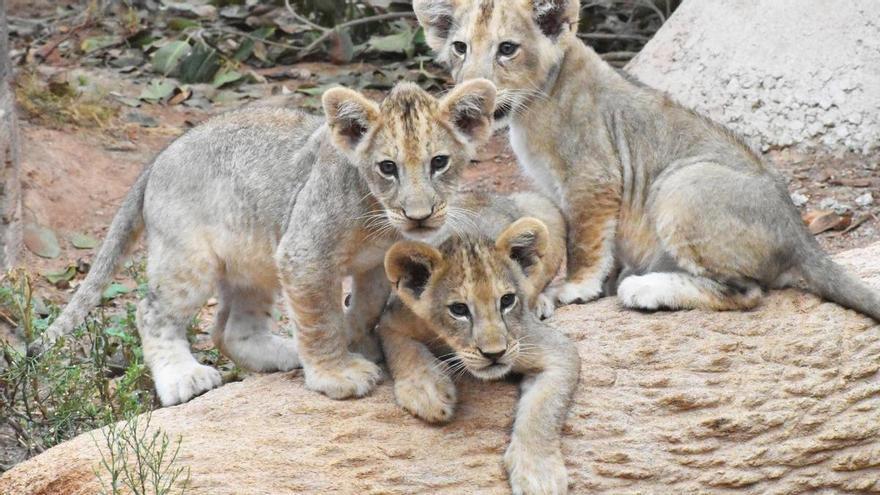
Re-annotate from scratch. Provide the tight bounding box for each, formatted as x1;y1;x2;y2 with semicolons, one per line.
553;278;602;306
154;362;223;407
304;353;383;399
394;368;457;423
504;441;568;495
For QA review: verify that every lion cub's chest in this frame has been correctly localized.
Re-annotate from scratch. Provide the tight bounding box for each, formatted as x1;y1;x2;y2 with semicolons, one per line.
509;125;564;204
347;230;394;274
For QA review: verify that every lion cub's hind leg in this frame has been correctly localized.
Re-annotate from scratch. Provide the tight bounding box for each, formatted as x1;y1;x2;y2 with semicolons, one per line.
617;272;762;311
138;241;222;406
213;281;300;373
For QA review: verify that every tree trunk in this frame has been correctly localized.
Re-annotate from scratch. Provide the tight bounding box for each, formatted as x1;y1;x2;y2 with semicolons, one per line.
626;0;880;154
0;0;21;268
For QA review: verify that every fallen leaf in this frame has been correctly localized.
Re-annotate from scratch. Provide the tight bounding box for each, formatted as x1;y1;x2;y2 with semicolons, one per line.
829;214;871;236
178;41;220;83
212;69;243;88
70;233;99;249
151;40;191;76
830;178;873;188
24;223;61;259
365;24;417;56
139;79;177;102
81;35;121;54
102;282;132;302
804;210;852;235
168;86;193;105
43;266;77;287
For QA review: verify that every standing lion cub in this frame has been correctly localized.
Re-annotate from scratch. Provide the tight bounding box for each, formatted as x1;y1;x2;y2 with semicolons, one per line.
44;80;496;406
414;0;880;321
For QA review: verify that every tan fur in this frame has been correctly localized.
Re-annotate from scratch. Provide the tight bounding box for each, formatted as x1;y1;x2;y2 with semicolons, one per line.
378;202;578;494
414;0;880;322
45;81;497;406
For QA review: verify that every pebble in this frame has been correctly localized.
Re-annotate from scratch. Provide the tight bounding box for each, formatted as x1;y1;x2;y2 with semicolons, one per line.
818;197;851;214
855;193;874;207
790;192;809;207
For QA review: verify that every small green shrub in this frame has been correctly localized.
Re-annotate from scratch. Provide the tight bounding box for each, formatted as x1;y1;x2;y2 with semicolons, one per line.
94;412;190;495
0;269;154;463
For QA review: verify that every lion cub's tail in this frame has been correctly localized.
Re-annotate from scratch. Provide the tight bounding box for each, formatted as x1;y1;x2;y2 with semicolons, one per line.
798;238;880;322
45;168;150;342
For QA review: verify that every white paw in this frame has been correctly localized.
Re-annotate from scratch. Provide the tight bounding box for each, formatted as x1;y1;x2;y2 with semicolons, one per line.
553;278;603;306
304;353;383;399
535;293;555;320
505;441;568;495
617;273;678;311
394;369;457;423
225;334;301;373
154;362;222;406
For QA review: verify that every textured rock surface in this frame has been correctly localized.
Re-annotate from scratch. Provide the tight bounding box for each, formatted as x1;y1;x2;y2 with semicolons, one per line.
2;243;880;494
627;0;880;153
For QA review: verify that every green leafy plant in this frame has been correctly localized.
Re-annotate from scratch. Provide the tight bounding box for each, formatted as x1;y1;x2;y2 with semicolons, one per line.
0;269;154;467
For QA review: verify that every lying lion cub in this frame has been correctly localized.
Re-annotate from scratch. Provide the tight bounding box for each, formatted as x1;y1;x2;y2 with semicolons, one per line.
44;80;496;406
380;209;580;494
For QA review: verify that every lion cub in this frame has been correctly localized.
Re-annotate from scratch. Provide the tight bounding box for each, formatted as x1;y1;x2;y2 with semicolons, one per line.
414;0;880;321
44;80;496;406
380;213;580;494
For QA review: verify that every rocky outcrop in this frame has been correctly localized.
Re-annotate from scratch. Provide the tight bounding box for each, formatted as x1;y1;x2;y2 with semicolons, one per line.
627;0;880;153
2;243;880;494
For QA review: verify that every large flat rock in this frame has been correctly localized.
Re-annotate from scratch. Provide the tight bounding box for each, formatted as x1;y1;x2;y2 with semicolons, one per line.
3;243;880;494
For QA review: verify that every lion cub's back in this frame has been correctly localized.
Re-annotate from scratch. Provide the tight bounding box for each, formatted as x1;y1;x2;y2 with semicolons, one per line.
142;107;328;268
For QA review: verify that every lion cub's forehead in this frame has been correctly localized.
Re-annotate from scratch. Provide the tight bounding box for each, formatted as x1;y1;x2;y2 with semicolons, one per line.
376;83;448;162
440;237;514;300
452;0;534;43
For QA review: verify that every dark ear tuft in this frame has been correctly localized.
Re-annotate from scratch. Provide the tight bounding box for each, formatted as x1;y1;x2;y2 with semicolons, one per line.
496;218;549;279
385;242;444;300
532;0;578;40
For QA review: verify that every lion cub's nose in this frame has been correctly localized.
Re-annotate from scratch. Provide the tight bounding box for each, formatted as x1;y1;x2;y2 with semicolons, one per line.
403;207;433;222
479;348;505;362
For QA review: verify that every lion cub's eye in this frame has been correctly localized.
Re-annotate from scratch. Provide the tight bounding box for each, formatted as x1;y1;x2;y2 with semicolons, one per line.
452;41;467;56
498;42;519;57
377;160;398;178
430;155;450;174
448;302;470;318
500;293;517;311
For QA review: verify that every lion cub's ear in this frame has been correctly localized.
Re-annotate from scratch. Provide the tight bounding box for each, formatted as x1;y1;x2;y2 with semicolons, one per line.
532;0;581;40
413;0;455;53
496;217;549;283
322;87;381;155
439;79;496;145
385;241;445;302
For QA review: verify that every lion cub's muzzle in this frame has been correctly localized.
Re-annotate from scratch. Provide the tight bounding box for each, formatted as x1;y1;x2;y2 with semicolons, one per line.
463;346;516;381
396;206;447;241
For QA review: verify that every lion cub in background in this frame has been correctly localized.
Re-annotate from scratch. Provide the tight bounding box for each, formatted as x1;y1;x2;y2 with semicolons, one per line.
414;0;880;321
44;80;497;406
379;193;579;494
